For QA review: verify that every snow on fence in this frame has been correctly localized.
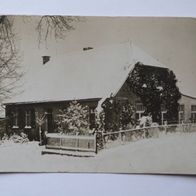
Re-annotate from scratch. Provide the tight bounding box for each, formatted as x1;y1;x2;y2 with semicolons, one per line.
42;123;196;156
101;123;196;148
42;133;97;157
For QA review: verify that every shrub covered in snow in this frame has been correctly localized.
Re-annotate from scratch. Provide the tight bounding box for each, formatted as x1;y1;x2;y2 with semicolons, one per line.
56;100;90;135
101;96;136;132
1;132;29;143
138;115;152;128
96;131;104;150
95;110;105;132
0;119;6;138
120;103;135;129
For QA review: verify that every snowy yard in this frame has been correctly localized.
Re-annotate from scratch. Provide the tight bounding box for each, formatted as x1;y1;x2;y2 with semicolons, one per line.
0;132;196;174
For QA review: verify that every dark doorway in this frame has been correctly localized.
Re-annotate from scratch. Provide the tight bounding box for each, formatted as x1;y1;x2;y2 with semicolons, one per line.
45;109;53;133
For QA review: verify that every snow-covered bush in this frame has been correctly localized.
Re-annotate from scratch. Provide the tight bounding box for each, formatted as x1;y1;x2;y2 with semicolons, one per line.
0;119;6;138
120;103;135;129
1;133;9;140
137;115;160;138
138;115;152;128
94;110;105;150
56;100;90;135
1;132;29;143
95;110;105;132
96;131;104;150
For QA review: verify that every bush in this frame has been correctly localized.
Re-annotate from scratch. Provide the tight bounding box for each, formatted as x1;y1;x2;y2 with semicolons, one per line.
95;110;105;132
120;103;135;129
0;119;6;138
56;100;90;135
2;132;29;143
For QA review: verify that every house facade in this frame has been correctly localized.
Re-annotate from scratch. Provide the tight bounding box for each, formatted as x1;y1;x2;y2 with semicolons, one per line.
3;42;196;140
178;94;196;123
4;98;100;140
4;71;196;141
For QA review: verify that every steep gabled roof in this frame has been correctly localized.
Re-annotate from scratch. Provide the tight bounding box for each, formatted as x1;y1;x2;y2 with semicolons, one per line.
4;41;167;105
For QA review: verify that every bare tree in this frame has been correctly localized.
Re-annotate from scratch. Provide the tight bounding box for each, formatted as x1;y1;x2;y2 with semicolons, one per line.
0;15;79;101
0;16;22;102
36;16;79;43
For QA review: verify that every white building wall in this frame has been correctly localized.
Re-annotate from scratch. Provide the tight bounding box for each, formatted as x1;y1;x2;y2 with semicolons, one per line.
179;94;196;122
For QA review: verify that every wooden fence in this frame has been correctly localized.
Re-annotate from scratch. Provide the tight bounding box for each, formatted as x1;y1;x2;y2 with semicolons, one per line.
42;133;97;157
42;123;196;156
102;123;196;147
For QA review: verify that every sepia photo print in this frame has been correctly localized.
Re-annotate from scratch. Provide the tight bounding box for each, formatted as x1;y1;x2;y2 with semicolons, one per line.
0;16;196;173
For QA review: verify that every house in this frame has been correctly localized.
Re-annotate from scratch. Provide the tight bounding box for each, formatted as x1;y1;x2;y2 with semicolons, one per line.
3;42;196;140
178;94;196;123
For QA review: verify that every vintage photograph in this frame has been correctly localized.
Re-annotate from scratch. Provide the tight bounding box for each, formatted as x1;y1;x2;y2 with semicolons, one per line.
0;16;196;173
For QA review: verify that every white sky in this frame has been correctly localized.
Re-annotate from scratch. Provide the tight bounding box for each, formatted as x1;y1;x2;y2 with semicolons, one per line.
13;16;196;98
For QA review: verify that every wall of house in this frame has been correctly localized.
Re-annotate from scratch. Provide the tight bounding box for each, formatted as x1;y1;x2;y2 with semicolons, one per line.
178;94;196;122
115;79;144;123
97;79;141;131
115;79;139;104
5;99;99;140
5;87;196;140
115;80;196;124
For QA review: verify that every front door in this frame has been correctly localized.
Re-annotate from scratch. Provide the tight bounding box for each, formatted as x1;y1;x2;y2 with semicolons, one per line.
45;109;53;133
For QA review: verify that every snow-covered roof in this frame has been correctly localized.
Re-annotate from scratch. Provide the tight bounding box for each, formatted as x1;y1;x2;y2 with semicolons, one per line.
4;41;167;105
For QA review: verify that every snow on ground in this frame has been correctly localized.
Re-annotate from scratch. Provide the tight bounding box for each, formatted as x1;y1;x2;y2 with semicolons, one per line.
0;132;196;174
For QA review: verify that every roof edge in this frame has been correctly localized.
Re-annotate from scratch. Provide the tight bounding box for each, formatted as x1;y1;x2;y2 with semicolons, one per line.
181;93;196;100
3;97;101;106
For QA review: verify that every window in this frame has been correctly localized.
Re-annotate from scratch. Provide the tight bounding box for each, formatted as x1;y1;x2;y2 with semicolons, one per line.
191;105;196;123
25;110;31;128
135;103;145;112
179;112;184;123
191;105;196;111
179;104;185;111
45;109;53;133
12;110;19;128
135;102;145;120
178;104;184;123
191;113;196;123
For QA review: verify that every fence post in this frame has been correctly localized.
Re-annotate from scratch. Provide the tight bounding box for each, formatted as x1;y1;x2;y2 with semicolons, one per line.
60;136;62;149
118;130;121;141
94;132;97;154
164;121;167;134
102;132;106;148
39;126;42;145
76;137;79;152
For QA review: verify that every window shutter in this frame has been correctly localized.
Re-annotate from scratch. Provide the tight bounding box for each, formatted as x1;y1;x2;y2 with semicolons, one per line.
18;109;25;129
7;109;13;128
31;109;36;128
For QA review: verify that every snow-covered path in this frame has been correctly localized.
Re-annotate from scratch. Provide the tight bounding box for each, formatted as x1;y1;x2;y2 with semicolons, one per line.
0;132;196;174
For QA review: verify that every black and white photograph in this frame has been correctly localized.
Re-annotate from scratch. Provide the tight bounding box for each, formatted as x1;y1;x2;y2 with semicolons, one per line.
0;15;196;173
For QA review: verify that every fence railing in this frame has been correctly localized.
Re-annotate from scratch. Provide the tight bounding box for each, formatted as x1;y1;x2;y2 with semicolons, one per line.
42;133;97;156
101;123;196;148
42;123;196;155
